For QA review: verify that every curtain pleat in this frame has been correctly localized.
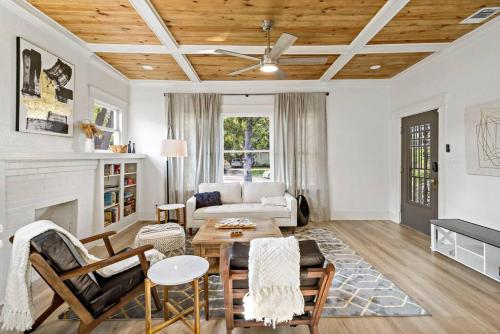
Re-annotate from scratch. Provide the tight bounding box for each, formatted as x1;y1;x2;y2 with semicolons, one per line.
165;93;221;204
274;92;330;221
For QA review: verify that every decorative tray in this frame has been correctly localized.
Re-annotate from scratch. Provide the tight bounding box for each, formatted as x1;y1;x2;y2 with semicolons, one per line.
214;218;256;229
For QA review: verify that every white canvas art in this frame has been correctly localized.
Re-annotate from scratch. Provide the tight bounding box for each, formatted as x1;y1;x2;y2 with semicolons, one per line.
465;100;500;176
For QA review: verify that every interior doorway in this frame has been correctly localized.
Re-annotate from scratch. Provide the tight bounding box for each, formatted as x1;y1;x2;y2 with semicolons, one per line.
401;110;439;235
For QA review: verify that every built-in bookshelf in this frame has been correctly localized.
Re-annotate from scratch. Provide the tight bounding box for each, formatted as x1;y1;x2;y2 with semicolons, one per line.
98;160;140;231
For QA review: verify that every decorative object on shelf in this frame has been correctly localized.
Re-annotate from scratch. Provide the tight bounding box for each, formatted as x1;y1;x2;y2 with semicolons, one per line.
161;132;188;222
110;145;128;153
128;140;132;153
16;37;75;137
78;120;102;153
215;218;256;229
132;142;136;154
465;99;500;176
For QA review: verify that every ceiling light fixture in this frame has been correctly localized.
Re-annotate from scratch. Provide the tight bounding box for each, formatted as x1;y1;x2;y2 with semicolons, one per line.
370;64;382;70
260;63;278;73
142;65;154;70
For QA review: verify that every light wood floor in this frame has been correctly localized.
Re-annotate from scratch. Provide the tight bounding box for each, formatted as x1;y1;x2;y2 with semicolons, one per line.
2;220;500;334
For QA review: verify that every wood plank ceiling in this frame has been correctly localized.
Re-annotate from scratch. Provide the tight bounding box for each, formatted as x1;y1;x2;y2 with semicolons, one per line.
27;0;500;81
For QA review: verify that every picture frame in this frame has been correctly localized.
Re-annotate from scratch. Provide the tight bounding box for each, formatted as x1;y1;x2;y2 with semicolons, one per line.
16;37;74;137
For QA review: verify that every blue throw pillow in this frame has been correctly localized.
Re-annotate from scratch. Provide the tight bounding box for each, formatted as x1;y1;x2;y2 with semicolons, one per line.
195;191;222;209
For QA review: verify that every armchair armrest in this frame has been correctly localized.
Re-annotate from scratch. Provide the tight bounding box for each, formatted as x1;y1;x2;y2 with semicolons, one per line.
80;231;117;256
284;192;297;226
186;196;197;228
58;244;154;281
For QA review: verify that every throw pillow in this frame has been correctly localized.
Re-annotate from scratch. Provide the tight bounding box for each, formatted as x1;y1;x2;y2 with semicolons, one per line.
195;191;222;209
261;196;287;207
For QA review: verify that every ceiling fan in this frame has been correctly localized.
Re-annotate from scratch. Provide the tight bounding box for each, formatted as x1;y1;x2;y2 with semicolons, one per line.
214;20;328;79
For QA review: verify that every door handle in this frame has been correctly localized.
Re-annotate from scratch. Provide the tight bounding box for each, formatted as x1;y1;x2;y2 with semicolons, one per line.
432;162;438;173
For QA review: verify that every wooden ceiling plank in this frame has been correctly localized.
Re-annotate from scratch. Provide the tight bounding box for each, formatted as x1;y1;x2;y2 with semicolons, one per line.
128;0;200;82
321;0;410;81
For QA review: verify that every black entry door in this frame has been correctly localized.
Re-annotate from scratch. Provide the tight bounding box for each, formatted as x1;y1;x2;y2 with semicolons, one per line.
401;110;439;235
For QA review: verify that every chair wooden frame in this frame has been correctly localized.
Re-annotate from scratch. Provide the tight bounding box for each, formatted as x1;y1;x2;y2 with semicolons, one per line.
220;243;335;334
9;231;162;334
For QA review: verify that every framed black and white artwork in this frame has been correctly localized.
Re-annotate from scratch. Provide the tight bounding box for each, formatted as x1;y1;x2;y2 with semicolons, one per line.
16;37;74;136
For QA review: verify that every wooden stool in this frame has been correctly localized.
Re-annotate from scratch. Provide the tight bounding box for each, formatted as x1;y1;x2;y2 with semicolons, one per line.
157;204;185;229
145;255;209;334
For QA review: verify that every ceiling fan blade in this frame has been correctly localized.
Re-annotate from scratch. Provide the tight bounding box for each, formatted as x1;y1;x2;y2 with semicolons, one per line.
275;68;287;80
214;49;260;61
228;64;261;76
278;57;328;65
268;33;298;59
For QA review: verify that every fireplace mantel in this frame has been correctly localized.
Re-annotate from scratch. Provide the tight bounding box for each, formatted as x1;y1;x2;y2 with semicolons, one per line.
0;152;145;161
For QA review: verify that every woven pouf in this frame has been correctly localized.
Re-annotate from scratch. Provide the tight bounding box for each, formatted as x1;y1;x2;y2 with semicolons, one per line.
133;223;185;257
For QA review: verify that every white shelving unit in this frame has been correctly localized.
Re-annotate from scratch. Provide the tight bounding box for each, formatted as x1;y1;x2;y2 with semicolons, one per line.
97;159;141;233
431;220;500;282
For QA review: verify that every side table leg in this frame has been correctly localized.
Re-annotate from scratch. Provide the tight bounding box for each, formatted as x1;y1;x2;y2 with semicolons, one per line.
145;279;152;334
157;208;161;224
163;286;169;321
193;278;200;334
204;273;209;320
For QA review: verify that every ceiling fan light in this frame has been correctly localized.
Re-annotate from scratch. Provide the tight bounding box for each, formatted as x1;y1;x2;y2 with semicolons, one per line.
260;64;278;73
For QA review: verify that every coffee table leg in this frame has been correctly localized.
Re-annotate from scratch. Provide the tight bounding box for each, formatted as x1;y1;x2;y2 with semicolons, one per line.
163;286;169;320
204;273;209;320
193;278;200;334
145;278;152;334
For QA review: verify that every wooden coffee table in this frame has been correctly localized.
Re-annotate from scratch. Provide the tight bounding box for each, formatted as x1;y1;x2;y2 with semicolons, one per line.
192;219;282;274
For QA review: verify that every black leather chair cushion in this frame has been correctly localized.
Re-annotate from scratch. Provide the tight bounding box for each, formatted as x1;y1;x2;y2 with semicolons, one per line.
230;239;325;270
89;263;145;317
30;230;102;308
31;232;145;318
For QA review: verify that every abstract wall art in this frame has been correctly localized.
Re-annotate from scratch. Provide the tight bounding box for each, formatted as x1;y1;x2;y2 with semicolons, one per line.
465;99;500;177
16;37;74;136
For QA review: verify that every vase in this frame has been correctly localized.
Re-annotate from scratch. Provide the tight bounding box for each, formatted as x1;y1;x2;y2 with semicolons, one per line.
83;138;94;153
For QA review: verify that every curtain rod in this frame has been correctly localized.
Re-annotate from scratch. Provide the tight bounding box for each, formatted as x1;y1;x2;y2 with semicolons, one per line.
163;92;329;96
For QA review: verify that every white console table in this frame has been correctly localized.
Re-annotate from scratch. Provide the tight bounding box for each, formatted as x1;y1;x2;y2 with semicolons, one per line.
431;219;500;282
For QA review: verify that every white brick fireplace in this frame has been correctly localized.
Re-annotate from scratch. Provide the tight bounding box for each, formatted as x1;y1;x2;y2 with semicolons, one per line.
0;152;145;302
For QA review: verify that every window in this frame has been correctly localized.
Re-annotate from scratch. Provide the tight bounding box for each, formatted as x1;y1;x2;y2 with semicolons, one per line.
222;115;272;182
92;100;122;151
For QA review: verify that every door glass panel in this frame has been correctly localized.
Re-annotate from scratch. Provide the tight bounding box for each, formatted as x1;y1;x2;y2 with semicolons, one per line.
408;123;431;206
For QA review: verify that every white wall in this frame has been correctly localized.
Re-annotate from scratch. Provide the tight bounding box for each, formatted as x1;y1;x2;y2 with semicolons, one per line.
129;81;392;221
0;2;129;154
390;18;500;230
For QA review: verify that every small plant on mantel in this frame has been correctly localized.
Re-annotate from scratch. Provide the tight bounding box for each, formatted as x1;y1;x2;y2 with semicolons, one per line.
79;119;102;139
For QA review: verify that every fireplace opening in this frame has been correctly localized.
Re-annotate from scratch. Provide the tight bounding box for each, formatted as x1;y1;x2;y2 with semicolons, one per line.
35;199;77;234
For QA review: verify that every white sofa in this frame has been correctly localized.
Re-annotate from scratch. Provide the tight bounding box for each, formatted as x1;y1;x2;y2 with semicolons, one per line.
186;182;297;231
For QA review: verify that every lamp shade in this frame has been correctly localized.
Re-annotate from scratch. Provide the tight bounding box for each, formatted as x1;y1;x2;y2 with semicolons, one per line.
161;139;187;157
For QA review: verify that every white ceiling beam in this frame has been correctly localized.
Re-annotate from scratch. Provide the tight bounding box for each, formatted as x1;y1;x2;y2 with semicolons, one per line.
87;42;450;55
320;0;410;81
128;0;200;82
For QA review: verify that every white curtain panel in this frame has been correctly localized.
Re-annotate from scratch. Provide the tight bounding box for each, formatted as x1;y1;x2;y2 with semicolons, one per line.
274;92;330;221
165;93;222;204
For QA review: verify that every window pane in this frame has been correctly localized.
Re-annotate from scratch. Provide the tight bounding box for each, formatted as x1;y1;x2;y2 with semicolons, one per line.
94;131;119;150
224;117;269;151
93;104;115;129
223;152;271;183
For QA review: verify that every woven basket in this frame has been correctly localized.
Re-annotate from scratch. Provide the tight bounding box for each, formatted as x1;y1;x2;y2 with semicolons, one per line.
133;223;185;256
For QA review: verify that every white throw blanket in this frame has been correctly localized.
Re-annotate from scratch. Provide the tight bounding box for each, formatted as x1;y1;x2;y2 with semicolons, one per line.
0;220;165;332
243;236;304;327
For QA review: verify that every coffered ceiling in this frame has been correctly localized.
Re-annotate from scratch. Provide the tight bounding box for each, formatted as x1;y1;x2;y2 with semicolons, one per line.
26;0;500;81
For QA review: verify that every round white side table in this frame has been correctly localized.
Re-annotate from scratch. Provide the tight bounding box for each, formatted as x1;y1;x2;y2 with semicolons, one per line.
144;255;209;334
157;203;185;229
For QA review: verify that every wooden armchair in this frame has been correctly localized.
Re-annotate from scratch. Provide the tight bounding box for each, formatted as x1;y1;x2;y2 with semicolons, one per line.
9;230;162;334
220;240;335;334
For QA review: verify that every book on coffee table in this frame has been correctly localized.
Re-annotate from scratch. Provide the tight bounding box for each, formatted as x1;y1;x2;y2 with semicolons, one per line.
214;218;256;229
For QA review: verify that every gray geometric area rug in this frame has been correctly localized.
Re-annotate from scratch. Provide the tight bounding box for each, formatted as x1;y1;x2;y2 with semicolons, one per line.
60;227;429;320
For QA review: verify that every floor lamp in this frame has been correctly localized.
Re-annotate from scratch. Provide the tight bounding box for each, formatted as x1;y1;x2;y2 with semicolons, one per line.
161;138;187;222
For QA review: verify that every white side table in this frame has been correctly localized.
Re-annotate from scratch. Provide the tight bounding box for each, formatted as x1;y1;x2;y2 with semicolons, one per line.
144;255;209;334
157;203;185;228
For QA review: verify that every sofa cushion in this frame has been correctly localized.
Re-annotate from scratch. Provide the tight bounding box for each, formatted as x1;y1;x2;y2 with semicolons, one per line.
199;182;241;204
193;203;290;220
195;191;222;209
242;182;285;203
